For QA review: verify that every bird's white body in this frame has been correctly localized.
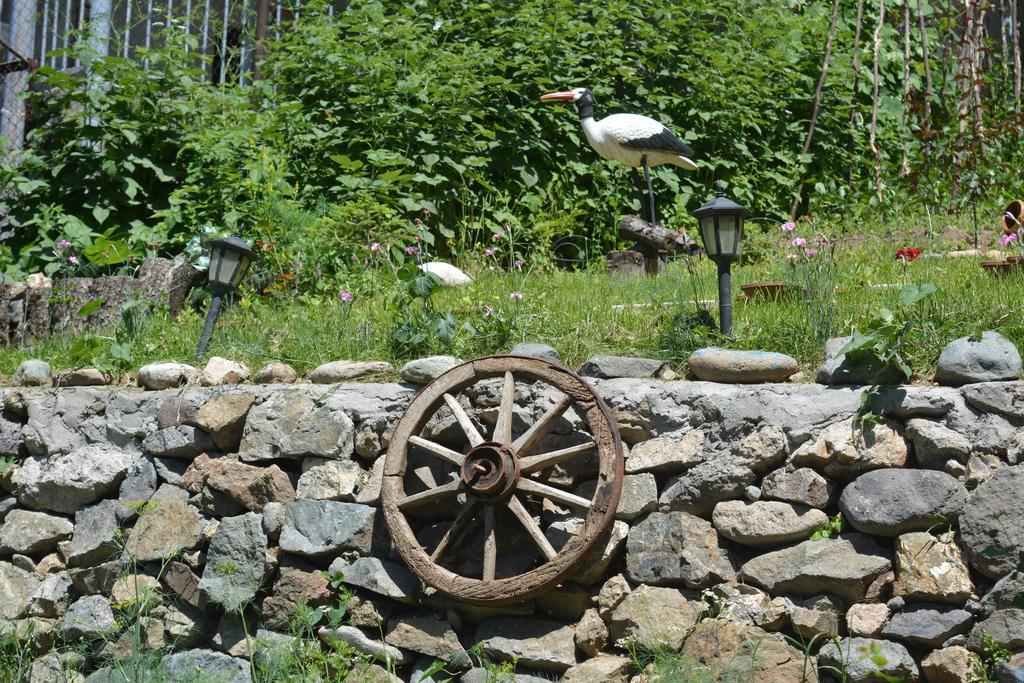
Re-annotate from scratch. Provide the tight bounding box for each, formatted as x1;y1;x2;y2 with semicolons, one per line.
581;113;697;170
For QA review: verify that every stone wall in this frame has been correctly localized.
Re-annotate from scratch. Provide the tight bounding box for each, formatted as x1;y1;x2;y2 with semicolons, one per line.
0;374;1022;682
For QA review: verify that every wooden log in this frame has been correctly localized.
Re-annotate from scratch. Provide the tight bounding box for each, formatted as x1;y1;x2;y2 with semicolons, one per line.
618;215;697;253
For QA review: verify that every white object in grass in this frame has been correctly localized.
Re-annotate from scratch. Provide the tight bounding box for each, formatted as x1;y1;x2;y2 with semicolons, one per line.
419;262;472;287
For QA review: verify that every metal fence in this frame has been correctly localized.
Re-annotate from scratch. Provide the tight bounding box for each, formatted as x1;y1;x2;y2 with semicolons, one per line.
0;0;303;151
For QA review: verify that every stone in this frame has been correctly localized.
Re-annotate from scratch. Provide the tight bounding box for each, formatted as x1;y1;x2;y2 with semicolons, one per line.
239;391;355;462
562;655;631;683
0;561;40;619
399;356;462;384
818;637;919;683
536;584;590;621
160;649;251;683
29;654;84;683
792;417;908;477
55;368;108;387
906;418;972;469
509;343;561;364
262;501;286;540
608;585;704;651
142;425;216;458
65;500;120;567
11;444;134;514
712;500;829;547
346;593;396;629
788;595;841;640
253;362;298;384
0;510;73;555
385;616;465;660
196;392;255;451
687;348;798;383
761;467;834;508
137;362;199;390
680;619;811;683
981;570;1024;614
996;653;1024;683
199;357;250;386
198;512;267;612
625;431;704;475
968;609;1024;650
124;484;203;562
420;261;472;286
817;335;905;385
309;360;392;383
658;457;755;516
895;531;974;604
734;425;788;472
110;574;161;607
881;604;974;648
936;332;1022;386
296;458;363;501
475;617;576;673
574;608;608;657
596;574;631;620
59;595;115;640
71;557;126;596
329;556;418;604
847;603;891;637
576;473;656;522
840;469;967;536
959;465;1024;579
459;670;547;683
625;511;735;588
261;567;332;631
966;453;1003;488
13;360;51;387
162;561;204;611
740;534;892;603
152;456;189;485
116;457;158;522
278;500;378;557
317;625;410;665
579;355;667;379
356;457;385;506
180;454;295;513
708;583;788;631
921;646;977;683
547;518;628;585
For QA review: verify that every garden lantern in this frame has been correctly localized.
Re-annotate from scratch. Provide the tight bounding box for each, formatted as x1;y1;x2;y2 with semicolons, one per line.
194;232;256;360
692;181;749;336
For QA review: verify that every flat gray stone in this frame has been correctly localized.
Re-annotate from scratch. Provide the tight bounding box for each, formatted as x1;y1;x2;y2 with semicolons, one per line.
625;432;704;475
658;456;755;516
817;336;904;386
124;484;203;562
65;500;120;567
329;556;418;604
142;425;216;458
839;469;967;536
579;355;666;379
317;625;410;665
13;360;51;387
253;362;298;384
385;616;465;660
59;595;115;640
55;368;108;387
509;343;561;365
981;570;1024;614
608;585;704;651
688;347;798;383
740;534;892;603
881;604;973;648
296;458;363;501
959;465;1024;579
0;561;40;619
11;444;134;514
475;617;576;673
0;496;15;524
968;608;1024;651
198;512;267;612
818;637;918;683
308;360;392;383
712;500;829;546
27;573;73;618
137;362;198;390
576;473;657;522
996;653;1024;683
761;467;834;508
906;418;972;469
152;456;189;485
160;649;251;683
399;356;461;384
625;511;735;588
116;457;158;522
936;331;1022;386
239;391;355;462
278;500;377;557
0;509;73;555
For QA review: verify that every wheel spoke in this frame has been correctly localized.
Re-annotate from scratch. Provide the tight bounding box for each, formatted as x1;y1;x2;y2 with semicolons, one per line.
444;393;484;447
483;505;497;581
398;480;462;510
493;371;516;445
513;395;572;456
408;435;465;467
519;440;597;474
507;495;557;562
517;478;592;510
430;500;481;562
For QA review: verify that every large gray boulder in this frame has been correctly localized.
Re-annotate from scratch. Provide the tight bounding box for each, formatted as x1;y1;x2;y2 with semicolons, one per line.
13;360;51;387
936;332;1022;386
399;356;461;384
278;500;378;557
198;512;267;612
959;465;1024;579
818;637;919;682
0;509;73;555
160;649;251;683
968;609;1024;651
712;500;829;547
839;469;967;536
509;343;561;365
65;500;120;567
329;557;418;604
59;595;115;640
579;355;667;379
0;561;40;619
124;484;204;562
658;457;755;516
475;618;576;673
625;511;735;589
11;444;134;514
687;348;798;383
880;604;974;648
905;418;972;469
739;534;891;603
239;390;355;462
608;585;704;651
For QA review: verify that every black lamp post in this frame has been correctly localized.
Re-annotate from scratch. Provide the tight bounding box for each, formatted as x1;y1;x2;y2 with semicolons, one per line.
194;232;256;360
691;181;749;336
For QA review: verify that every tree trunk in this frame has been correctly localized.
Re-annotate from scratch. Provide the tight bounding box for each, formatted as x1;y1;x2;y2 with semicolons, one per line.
870;0;886;208
790;0;842;220
901;1;912;177
848;0;867;185
1014;0;1021;110
917;0;934;180
618;215;697;253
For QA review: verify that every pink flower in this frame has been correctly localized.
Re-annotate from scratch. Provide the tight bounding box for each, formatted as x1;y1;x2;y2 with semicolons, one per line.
1002;232;1018;247
404;246;420;256
56;239;71;250
493;231;505;241
781;222;796;232
509;291;524;301
483;305;495;317
484;248;496;257
351;254;358;261
804;248;818;257
514;258;524;268
792;237;807;247
338;290;353;303
68;254;78;265
371;242;380;252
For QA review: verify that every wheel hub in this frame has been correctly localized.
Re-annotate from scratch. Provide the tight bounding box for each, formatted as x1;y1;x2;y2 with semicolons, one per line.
460;442;520;501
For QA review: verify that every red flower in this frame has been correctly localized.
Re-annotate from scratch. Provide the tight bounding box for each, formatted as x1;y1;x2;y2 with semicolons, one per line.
895;247;921;262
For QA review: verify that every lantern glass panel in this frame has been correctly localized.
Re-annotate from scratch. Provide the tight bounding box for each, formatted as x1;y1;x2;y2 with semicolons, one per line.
210;248;242;287
700;217;719;258
718;215;739;256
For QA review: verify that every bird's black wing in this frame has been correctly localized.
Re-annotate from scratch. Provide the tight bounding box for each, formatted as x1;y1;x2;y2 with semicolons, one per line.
622;127;695;157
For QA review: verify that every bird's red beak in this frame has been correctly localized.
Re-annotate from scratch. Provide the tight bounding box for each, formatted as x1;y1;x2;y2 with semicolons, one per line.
540;91;575;102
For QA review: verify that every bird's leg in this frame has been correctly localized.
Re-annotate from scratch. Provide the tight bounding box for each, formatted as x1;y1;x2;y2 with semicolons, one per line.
631;168;646;216
642;155;657;228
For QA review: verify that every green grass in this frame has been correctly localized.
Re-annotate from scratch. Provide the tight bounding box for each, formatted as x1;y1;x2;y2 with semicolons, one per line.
3;213;1021;383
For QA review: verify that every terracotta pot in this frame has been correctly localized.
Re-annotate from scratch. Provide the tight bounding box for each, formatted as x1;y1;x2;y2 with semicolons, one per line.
740;281;796;300
1003;200;1024;234
982;260;1015;275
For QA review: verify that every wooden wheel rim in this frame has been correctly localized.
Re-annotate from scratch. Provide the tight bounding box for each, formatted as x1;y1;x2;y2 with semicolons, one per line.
381;355;624;605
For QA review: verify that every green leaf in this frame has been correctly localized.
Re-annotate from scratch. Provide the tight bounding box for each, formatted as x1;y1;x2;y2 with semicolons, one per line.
91;205;111;226
77;298;106;318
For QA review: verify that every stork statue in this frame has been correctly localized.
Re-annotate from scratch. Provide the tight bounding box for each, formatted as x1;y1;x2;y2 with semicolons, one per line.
540;87;697;230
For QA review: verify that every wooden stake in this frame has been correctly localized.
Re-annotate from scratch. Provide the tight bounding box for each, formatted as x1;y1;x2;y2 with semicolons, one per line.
870;0;887;210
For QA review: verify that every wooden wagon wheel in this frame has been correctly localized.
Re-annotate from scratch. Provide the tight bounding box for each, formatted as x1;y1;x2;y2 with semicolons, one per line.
381;355;624;605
